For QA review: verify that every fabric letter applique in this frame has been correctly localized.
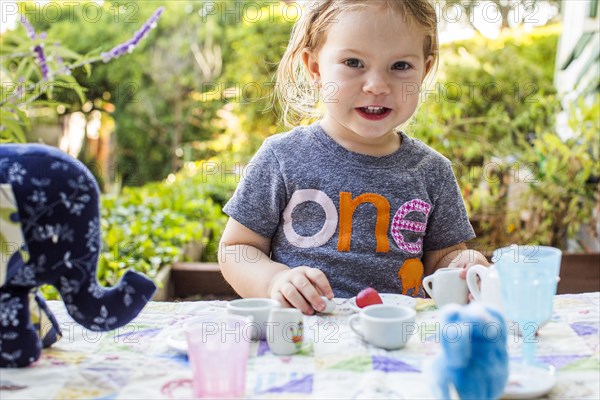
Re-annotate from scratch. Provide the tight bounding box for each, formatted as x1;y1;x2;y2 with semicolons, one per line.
338;192;390;253
390;199;431;254
282;191;432;256
283;189;338;248
398;258;424;296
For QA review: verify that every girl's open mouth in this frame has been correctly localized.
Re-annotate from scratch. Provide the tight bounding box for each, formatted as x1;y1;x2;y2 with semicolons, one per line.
356;106;392;120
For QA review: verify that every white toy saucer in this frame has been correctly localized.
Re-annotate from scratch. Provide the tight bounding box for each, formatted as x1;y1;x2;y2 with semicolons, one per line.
348;293;417;311
165;328;188;354
503;362;557;399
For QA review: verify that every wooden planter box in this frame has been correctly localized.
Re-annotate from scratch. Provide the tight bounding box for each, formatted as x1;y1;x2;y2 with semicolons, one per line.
170;262;238;299
557;253;600;294
151;264;174;301
483;251;599;294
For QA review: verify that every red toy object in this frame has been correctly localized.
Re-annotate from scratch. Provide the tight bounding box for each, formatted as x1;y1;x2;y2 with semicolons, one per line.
356;287;383;308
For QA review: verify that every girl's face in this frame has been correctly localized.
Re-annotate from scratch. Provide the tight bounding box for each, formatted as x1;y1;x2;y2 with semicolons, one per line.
303;7;433;155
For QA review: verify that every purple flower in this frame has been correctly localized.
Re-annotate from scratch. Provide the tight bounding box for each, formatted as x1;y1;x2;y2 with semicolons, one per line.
20;15;49;80
54;44;71;76
20;15;36;40
101;7;165;63
33;45;49;80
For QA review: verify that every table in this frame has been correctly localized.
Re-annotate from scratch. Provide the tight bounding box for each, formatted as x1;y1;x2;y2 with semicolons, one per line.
1;293;598;399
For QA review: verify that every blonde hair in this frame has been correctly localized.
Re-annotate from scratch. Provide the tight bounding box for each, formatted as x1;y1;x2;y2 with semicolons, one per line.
274;0;439;128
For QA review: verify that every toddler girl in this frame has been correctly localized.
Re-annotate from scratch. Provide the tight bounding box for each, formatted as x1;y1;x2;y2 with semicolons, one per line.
219;0;489;314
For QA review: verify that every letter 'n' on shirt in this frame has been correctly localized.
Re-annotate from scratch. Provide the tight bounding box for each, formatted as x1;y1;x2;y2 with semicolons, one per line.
338;192;390;253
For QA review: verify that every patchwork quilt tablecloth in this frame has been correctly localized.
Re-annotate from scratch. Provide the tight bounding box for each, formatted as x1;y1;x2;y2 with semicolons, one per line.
1;293;598;399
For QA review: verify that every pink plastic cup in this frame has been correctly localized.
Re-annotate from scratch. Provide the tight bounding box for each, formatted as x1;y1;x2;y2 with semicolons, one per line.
185;314;253;398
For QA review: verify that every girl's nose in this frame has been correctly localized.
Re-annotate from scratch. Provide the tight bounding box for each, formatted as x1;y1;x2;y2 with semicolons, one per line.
362;72;391;96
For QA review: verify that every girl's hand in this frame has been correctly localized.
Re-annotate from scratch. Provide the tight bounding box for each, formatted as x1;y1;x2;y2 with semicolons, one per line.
446;249;490;279
268;266;334;315
447;249;490;302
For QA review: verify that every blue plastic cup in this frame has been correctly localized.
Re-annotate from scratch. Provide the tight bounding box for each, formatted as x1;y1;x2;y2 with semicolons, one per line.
493;245;562;364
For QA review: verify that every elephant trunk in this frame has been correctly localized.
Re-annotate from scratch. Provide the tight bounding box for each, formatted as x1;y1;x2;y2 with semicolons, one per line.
60;270;156;331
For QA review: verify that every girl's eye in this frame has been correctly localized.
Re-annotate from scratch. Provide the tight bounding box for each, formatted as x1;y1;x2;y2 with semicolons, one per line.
344;58;363;68
393;61;412;71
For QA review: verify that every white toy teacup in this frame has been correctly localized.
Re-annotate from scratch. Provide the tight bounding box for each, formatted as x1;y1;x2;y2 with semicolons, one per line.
348;305;416;350
226;298;280;340
466;264;504;311
423;268;469;307
467;262;553;335
266;308;304;356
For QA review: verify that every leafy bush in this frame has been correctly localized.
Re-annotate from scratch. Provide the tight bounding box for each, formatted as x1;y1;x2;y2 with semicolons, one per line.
99;193;203;285
97;155;238;285
409;25;599;250
508;96;599;248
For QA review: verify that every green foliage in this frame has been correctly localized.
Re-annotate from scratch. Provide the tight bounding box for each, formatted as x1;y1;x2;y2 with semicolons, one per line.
0;0;164;155
103;0;295;182
412;25;598;250
414;25;561;162
97;155;238;287
0;23;87;143
0;1;198;183
218;5;294;151
109;2;225;183
99;195;198;285
0;103;30;143
508;96;600;247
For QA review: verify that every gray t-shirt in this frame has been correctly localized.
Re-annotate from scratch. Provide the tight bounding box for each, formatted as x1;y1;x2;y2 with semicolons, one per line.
223;123;475;298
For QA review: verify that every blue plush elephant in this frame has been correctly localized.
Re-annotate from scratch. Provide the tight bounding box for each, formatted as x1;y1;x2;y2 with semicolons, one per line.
431;303;509;400
0;144;156;367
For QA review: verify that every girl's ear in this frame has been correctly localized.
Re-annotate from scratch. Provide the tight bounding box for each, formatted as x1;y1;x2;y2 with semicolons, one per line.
422;55;435;81
302;48;321;82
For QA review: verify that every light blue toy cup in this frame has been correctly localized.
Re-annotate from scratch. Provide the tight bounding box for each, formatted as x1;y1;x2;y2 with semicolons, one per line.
493;245;562;365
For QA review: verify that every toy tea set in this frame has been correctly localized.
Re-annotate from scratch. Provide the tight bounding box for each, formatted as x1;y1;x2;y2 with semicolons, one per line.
184;244;561;399
180;242;561;399
1;144;562;399
424;245;562;399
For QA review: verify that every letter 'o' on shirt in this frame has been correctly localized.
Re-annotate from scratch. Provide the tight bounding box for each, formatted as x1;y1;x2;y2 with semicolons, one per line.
283;189;338;248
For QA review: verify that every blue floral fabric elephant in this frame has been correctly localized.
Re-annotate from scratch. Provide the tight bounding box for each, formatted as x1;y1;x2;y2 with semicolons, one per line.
0;144;156;367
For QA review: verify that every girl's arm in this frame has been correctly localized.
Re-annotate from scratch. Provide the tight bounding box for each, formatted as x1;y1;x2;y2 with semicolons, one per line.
422;243;490;279
218;218;333;315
